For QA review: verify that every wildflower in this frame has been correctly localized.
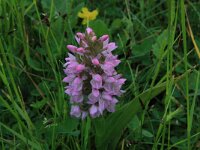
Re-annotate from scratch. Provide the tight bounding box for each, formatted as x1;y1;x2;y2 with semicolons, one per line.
63;27;126;119
78;7;98;25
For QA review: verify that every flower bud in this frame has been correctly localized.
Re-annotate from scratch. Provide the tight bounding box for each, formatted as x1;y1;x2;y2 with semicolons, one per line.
91;36;97;41
92;58;100;65
70;106;81;118
100;35;109;42
76;32;84;39
67;45;77;53
77;47;85;53
86;27;93;35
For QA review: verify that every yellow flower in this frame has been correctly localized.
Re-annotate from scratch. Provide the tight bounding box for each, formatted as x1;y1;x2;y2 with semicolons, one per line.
78;7;98;25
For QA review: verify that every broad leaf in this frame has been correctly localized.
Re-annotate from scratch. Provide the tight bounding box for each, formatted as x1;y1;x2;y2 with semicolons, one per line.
94;83;166;150
152;30;168;58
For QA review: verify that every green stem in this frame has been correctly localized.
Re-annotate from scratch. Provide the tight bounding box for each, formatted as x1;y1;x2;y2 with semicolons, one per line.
180;0;190;149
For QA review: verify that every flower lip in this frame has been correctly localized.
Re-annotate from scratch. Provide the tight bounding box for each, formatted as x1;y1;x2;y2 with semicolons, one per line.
92;89;100;97
63;75;75;83
92;74;102;81
89;105;100;118
75;64;85;72
81;111;88;120
70;95;83;103
104;42;117;52
105;77;115;83
118;78;126;84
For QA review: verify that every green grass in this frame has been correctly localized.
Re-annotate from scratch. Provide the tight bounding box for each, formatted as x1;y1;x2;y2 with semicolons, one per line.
0;0;200;149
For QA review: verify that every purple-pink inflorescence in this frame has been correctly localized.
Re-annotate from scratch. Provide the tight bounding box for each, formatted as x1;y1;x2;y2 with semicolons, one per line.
63;27;126;119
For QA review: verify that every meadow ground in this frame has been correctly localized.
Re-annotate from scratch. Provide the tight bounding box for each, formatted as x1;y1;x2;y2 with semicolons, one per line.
0;0;200;149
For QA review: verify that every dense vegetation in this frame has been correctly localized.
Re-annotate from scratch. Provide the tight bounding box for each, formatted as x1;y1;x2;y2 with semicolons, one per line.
0;0;200;149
